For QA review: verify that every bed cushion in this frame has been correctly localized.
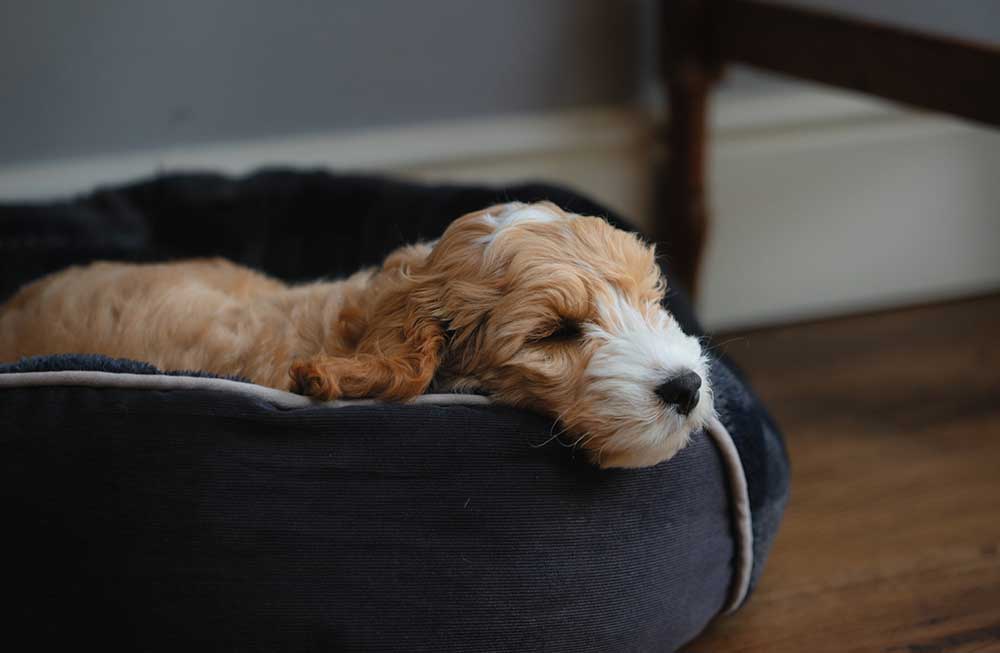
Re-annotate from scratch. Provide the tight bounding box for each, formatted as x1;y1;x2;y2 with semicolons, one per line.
0;171;789;652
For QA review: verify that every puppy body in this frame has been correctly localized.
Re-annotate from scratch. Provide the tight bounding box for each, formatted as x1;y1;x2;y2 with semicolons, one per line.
0;202;713;468
0;258;378;391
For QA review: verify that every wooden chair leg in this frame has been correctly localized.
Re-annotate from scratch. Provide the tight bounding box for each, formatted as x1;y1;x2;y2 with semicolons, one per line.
661;69;712;296
658;0;721;297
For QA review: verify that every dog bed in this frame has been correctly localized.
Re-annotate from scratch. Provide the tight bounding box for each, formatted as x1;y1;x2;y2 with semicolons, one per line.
0;171;789;652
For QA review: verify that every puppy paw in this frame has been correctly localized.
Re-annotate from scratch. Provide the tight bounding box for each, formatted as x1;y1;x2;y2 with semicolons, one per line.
288;354;429;401
289;360;340;400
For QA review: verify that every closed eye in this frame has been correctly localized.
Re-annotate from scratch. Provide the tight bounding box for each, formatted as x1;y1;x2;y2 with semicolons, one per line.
539;319;583;343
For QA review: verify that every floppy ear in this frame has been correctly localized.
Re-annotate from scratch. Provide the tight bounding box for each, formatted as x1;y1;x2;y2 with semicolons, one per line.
289;243;444;401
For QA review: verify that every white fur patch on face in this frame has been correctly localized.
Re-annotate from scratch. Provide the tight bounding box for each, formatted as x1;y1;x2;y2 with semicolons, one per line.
581;293;714;468
476;202;565;247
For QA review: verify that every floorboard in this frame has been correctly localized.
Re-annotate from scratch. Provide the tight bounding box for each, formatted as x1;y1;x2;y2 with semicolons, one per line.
684;294;1000;653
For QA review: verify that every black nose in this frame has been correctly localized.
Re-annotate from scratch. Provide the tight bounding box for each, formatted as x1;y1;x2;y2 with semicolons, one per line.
655;371;702;415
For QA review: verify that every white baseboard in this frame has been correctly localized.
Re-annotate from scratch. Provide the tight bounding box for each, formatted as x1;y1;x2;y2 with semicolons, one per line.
0;106;652;202
2;89;998;330
702;90;1000;330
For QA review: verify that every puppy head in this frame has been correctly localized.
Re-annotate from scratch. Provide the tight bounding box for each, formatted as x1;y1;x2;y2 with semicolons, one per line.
342;202;714;468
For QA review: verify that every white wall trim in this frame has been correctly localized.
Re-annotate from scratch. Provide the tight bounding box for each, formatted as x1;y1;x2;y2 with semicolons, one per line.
0;88;963;203
712;88;976;158
715;87;896;132
700;90;1000;330
0;106;652;202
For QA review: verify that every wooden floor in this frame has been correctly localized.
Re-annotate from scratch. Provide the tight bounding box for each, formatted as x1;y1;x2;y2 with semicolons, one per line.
684;294;1000;653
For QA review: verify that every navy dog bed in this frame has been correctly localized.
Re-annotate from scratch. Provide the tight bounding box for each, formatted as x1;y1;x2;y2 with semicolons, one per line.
0;171;789;652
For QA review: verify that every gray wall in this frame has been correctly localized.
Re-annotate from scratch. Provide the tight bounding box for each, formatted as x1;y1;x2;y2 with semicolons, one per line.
0;0;647;166
2;0;998;167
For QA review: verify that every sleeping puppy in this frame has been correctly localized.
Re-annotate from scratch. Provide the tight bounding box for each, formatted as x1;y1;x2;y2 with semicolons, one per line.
0;202;713;468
